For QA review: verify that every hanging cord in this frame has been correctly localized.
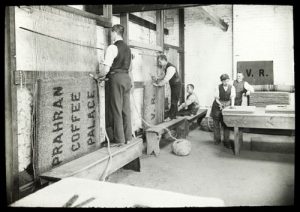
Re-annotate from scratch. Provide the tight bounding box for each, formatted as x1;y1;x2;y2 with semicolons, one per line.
99;130;112;181
31;79;38;183
89;74;112;181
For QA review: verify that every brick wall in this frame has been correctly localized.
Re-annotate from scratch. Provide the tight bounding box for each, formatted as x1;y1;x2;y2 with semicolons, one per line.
184;5;233;107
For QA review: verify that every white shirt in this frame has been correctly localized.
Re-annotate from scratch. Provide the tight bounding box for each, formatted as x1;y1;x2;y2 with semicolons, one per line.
102;38;123;74
184;93;199;107
243;81;255;93
214;85;236;99
163;66;176;82
179;92;199;110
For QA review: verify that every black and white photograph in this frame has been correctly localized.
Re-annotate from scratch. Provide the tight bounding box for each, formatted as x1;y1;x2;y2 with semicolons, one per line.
5;3;295;207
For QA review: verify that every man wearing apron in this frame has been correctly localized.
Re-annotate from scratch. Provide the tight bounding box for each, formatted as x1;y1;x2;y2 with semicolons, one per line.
233;72;254;106
100;24;133;145
153;54;182;121
210;74;236;148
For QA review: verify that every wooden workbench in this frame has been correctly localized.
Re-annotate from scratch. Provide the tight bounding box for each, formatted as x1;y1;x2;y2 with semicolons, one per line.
10;177;225;207
222;107;295;155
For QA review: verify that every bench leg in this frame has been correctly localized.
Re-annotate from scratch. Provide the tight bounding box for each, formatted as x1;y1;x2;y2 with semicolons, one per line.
146;132;161;156
234;126;240;155
177;119;189;138
123;158;141;172
184;119;189;137
239;129;243;148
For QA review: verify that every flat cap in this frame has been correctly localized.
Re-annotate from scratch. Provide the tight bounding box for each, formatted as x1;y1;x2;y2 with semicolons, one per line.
220;74;229;81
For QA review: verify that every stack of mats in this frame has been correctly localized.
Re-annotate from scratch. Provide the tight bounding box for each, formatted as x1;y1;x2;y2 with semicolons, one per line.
249;92;290;107
265;105;295;114
252;84;294;92
222;106;256;115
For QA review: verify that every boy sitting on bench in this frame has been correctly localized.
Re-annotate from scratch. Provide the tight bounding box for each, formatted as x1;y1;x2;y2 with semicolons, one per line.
177;84;200;116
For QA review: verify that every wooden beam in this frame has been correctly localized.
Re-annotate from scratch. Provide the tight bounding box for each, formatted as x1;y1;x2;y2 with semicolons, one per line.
84;5;103;15
199;6;229;31
115;13;169;35
129;40;163;52
156;10;165;121
5;6;19;203
112;4;202;14
120;13;129;43
156;10;164;47
51;5;112;28
103;5;113;45
178;9;185;103
164;44;183;52
103;5;112;20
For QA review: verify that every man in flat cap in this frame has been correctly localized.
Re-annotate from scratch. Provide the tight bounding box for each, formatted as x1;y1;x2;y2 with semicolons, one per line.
210;74;236;148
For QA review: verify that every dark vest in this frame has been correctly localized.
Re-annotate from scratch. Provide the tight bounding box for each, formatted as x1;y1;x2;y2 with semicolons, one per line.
210;84;232;119
233;80;247;104
165;62;181;86
187;93;199;112
110;40;131;72
219;84;232;101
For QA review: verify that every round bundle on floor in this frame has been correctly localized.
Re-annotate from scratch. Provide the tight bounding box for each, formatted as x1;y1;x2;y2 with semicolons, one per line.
200;116;214;132
172;139;191;156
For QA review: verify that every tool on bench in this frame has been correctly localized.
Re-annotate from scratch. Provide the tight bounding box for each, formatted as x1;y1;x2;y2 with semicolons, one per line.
62;194;96;208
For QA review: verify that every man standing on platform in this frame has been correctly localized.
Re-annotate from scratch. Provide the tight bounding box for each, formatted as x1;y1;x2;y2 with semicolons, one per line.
210;74;235;149
233;72;254;106
153;54;182;121
98;24;134;146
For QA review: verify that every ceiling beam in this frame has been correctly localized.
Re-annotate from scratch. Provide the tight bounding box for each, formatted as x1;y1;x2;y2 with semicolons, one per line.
199;6;229;31
115;13;169;35
112;4;202;14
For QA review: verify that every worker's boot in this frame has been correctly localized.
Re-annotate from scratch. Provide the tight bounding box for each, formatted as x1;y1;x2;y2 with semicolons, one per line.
223;140;231;149
214;139;221;145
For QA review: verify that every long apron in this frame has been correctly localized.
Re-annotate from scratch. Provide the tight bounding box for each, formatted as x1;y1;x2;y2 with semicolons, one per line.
210;100;231;120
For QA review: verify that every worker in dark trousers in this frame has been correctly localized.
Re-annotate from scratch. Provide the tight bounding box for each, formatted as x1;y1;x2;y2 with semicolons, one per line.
233;72;254;106
177;84;200;116
210;74;235;148
99;24;134;145
153;54;182;121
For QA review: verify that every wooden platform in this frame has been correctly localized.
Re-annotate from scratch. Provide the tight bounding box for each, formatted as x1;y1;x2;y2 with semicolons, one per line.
145;117;188;156
40;138;143;181
250;135;295;154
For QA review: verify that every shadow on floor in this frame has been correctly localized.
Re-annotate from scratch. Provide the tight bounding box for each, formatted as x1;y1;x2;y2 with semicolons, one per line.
214;143;295;164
